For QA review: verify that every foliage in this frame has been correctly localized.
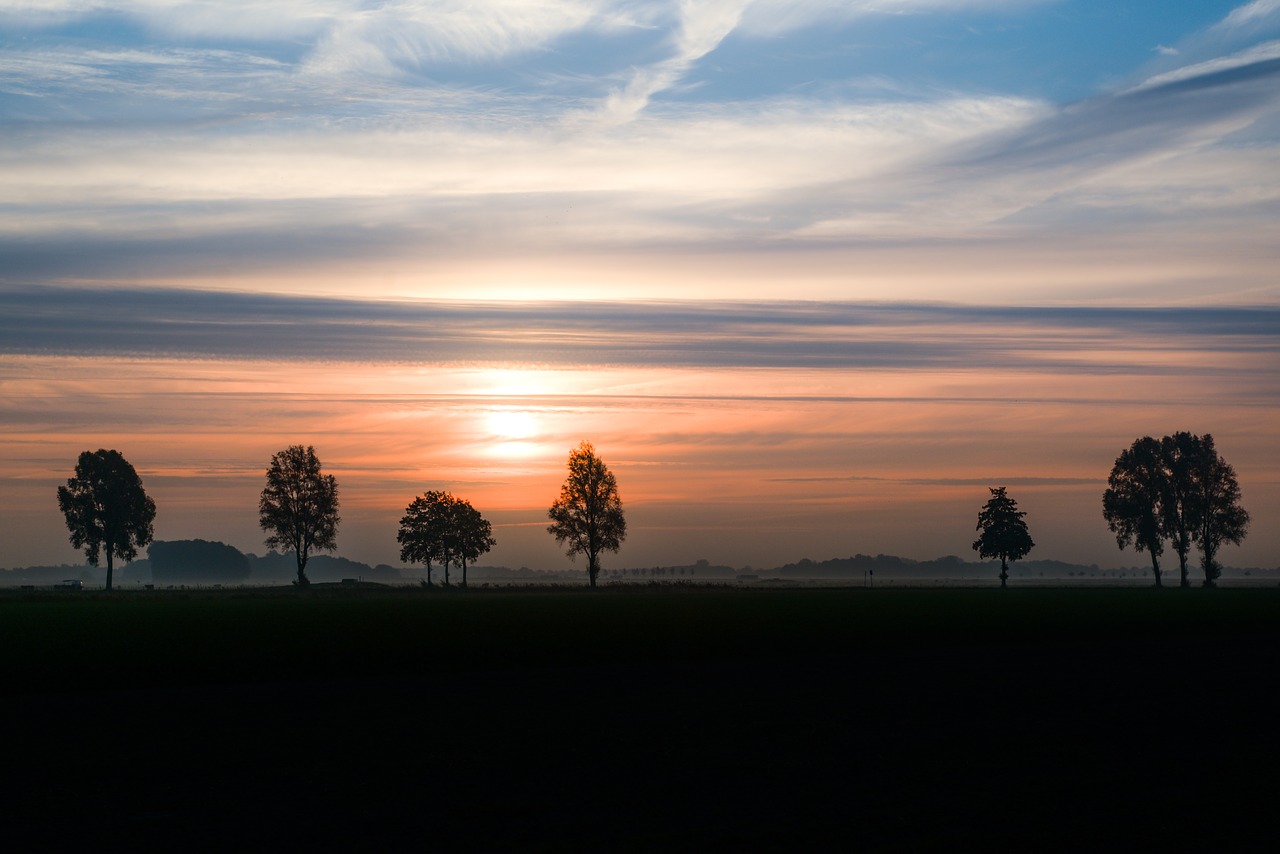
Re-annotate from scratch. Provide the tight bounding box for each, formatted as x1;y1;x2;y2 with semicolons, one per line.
1104;432;1250;588
1161;432;1202;588
1102;436;1168;586
972;487;1034;588
547;441;626;587
258;445;340;586
397;491;495;585
56;449;157;592
1189;434;1249;586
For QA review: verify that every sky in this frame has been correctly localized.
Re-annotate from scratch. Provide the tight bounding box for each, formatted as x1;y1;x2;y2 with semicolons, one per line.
2;1;1278;574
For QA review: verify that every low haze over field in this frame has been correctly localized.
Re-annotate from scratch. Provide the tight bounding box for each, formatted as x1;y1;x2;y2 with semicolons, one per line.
2;1;1278;571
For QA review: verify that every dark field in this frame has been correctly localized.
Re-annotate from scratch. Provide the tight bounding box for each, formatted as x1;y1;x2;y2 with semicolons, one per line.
4;585;1277;849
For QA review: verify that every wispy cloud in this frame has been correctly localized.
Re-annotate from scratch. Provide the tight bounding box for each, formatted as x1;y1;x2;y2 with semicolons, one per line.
3;287;1276;378
1217;0;1280;30
0;1;1276;305
1127;40;1280;92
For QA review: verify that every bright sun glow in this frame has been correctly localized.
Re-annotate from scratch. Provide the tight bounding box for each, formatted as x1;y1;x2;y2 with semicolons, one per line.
487;408;538;440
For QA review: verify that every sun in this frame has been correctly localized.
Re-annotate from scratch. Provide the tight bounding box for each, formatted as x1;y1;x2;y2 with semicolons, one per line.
487;408;538;440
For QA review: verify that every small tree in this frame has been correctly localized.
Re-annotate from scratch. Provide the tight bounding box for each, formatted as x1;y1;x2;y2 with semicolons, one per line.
57;449;157;592
973;487;1034;588
258;445;339;586
1103;436;1169;586
398;491;495;586
1190;434;1249;586
547;441;626;587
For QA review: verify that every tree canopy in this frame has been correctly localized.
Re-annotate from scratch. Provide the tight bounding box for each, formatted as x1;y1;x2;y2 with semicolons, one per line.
397;491;495;585
1103;436;1169;586
1189;434;1249;586
1161;431;1202;588
1103;432;1250;587
972;487;1034;588
258;444;339;586
547;441;626;588
56;449;157;592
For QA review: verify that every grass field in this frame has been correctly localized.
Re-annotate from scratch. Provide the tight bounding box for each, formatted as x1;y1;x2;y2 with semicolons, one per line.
4;585;1277;848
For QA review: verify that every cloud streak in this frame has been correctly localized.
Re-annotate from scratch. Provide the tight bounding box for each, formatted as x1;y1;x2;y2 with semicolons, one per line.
3;286;1276;378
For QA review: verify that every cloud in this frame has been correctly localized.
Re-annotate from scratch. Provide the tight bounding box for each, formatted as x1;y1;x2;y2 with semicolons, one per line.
1218;0;1280;30
583;0;1050;124
584;0;749;126
2;286;1276;377
1128;40;1280;93
785;45;1280;242
301;1;625;77
769;475;1101;486
1;0;1277;306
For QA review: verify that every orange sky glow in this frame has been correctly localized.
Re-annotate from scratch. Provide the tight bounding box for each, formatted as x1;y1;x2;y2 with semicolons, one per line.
3;333;1276;572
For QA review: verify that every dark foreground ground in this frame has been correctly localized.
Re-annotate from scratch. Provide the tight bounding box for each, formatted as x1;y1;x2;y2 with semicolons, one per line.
2;585;1276;850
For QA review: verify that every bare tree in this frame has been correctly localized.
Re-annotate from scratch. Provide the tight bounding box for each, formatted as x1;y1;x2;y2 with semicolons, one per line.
547;441;626;588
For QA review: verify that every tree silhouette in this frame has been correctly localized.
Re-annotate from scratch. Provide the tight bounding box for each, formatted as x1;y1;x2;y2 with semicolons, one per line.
57;449;156;592
397;491;495;586
547;441;626;588
1189;434;1249;586
1103;436;1169;586
454;499;496;587
972;487;1034;588
258;445;339;586
1161;432;1201;588
398;491;447;585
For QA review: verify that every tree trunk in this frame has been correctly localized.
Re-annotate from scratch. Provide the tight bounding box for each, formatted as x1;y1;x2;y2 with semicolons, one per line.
999;557;1008;588
462;557;468;588
1149;552;1162;587
1177;550;1190;588
105;549;114;593
296;550;309;586
1202;545;1219;587
588;554;599;588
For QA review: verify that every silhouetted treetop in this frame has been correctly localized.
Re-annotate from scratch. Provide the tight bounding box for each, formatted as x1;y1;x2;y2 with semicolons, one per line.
973;486;1034;589
1103;436;1169;586
547;441;625;588
1188;434;1249;587
57;449;156;592
397;491;495;586
1104;432;1250;588
259;444;339;587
